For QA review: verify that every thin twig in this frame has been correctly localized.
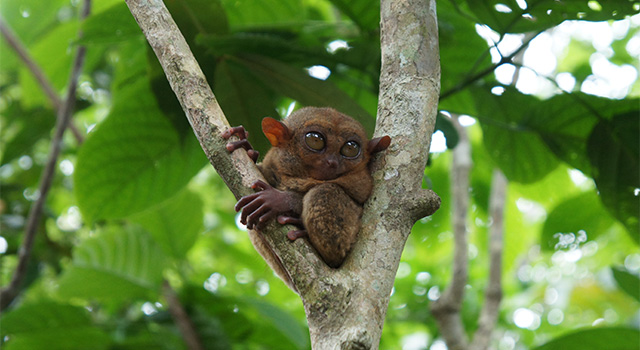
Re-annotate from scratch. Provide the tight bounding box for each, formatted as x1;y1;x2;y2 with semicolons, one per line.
0;0;91;311
162;281;205;350
430;114;471;350
469;169;506;350
439;30;543;101
0;17;85;143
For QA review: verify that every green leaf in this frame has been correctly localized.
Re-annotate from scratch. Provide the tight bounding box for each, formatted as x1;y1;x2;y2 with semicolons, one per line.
434;113;459;149
57;226;167;303
612;266;640;302
0;302;110;350
74;76;206;222
18;21;78;108
213;58;278;156
238;55;375;135
0;107;55;165
475;87;559;183
219;0;304;30
541;191;617;251
79;2;142;45
165;0;229;39
466;0;639;34
532;327;640;350
245;298;309;349
531;95;639;176
587;112;639;244
130;189;203;259
328;0;379;32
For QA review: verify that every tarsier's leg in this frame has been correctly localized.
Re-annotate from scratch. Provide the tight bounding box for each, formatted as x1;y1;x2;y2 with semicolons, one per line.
221;126;259;163
302;183;362;268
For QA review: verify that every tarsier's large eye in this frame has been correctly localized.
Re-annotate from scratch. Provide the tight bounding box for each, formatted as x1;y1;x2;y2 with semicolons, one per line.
305;132;325;151
340;141;360;158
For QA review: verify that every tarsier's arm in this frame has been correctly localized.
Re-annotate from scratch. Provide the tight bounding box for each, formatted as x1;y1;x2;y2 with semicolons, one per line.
222;126;303;230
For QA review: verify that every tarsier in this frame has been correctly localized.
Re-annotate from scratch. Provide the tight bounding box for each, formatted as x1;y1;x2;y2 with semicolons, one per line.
222;107;391;276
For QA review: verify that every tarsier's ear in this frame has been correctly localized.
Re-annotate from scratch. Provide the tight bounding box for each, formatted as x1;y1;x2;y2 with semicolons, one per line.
367;135;391;154
262;117;291;147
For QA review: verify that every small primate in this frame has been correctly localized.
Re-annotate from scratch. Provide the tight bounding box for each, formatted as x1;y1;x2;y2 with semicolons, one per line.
222;107;391;269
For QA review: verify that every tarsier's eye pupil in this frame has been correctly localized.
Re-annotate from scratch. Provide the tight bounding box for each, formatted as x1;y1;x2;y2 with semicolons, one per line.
305;132;325;151
341;141;360;158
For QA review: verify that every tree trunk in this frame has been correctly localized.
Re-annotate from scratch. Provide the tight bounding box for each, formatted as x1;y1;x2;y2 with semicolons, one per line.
125;0;440;348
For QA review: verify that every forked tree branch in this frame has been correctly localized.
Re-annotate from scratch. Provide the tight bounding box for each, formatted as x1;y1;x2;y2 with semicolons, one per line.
0;0;90;311
126;0;440;348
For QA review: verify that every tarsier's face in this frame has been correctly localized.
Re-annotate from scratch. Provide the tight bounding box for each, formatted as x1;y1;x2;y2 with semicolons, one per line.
296;124;368;181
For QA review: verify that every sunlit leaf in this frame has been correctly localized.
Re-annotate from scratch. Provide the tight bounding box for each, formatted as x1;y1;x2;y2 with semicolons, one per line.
57;226;167;303
74;67;206;221
79;2;141;45
611;266;640;302
532;327;640;350
0;302;110;350
474;87;559;183
541;191;617;251
327;0;379;32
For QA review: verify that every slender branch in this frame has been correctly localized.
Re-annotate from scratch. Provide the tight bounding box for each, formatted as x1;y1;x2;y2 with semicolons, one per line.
0;0;90;311
0;17;85;143
439;30;542;101
469;169;506;350
163;281;205;350
430;114;471;350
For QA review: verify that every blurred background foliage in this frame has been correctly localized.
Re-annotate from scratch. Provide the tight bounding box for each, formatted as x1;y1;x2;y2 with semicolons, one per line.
0;0;639;349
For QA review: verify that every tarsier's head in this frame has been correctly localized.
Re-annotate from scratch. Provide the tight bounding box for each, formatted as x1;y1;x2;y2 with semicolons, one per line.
262;107;391;181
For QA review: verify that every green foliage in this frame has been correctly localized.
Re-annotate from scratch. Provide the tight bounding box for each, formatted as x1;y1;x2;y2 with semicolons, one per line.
0;0;638;349
532;327;640;350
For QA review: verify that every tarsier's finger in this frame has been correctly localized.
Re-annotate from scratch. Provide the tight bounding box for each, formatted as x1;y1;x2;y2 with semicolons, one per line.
251;180;271;191
226;139;253;152
287;230;307;241
247;149;259;163
221;126;248;140
235;193;260;211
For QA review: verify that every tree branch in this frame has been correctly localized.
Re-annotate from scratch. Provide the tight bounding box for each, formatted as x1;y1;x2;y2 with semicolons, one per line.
163;281;205;350
469;170;506;350
0;17;85;143
126;0;440;348
430;115;471;350
0;0;91;311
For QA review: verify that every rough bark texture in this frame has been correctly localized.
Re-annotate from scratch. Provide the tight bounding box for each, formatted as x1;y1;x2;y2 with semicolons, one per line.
126;0;440;348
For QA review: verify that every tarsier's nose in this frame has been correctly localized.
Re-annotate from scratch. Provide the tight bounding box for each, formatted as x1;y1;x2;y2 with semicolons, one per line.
326;156;339;168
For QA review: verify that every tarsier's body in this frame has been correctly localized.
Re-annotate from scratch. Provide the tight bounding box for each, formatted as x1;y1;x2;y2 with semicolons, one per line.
223;107;390;270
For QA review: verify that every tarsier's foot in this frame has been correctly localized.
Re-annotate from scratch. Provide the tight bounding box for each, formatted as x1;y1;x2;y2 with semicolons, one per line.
222;126;259;163
277;215;303;226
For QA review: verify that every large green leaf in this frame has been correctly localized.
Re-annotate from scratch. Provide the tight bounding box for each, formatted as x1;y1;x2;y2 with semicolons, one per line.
130;189;203;259
213;58;278;155
0;107;55;165
219;0;304;30
0;302;110;350
541;191;617;251
611;266;640;302
475;87;559;183
328;0;379;32
79;2;141;45
587;112;639;244
532;327;640;350
18;21;78;108
238;55;375;135
57;226;167;303
531;95;639;176
74;74;206;222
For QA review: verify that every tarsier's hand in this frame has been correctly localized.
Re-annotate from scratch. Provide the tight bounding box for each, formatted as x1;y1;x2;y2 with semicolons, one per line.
235;180;300;230
222;126;259;163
